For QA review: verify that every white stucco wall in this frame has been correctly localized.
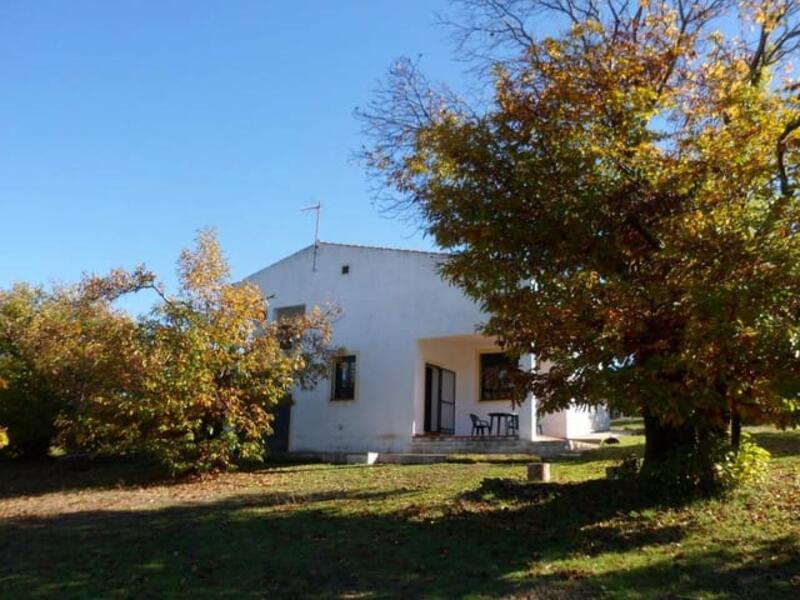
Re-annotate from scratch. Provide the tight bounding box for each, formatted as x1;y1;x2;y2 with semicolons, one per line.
540;410;569;438
533;361;609;438
565;405;611;438
539;406;609;438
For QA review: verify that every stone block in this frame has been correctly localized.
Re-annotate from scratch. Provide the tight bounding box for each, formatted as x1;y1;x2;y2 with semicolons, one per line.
527;462;550;482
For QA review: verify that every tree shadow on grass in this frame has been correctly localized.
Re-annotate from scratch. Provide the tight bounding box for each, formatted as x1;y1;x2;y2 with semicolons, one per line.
560;535;800;599
5;474;793;600
0;456;170;500
460;477;688;556
0;484;600;598
517;534;800;600
0;455;334;500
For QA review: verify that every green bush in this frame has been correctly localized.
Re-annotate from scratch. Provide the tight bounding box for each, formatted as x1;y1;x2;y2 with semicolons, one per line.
714;433;772;490
637;433;771;495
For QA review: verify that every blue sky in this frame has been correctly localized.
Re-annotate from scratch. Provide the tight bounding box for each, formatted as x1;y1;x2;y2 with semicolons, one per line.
0;1;467;310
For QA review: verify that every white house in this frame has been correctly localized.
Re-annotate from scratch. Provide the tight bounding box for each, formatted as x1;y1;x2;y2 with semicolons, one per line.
245;242;608;456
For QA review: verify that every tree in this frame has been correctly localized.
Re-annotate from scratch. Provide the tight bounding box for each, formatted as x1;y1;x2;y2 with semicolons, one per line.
0;284;62;458
0;230;334;473
70;229;335;473
360;0;800;490
0;282;137;458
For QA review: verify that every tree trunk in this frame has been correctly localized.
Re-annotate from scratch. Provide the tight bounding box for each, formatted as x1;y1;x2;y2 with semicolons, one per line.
697;423;727;494
643;411;694;464
731;407;742;452
642;409;731;494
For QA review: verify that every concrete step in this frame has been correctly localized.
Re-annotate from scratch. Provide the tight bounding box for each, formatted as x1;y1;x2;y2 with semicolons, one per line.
408;438;571;457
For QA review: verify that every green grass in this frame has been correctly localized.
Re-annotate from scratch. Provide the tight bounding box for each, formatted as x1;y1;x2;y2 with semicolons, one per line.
0;427;798;599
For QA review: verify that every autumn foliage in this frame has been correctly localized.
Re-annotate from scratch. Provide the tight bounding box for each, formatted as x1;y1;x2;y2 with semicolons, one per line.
361;0;800;489
0;230;333;473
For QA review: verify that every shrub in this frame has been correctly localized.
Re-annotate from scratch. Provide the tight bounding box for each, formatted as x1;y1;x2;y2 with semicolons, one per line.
637;433;771;495
714;433;772;490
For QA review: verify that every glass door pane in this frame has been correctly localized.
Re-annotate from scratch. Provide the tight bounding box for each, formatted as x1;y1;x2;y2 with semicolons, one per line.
439;369;456;434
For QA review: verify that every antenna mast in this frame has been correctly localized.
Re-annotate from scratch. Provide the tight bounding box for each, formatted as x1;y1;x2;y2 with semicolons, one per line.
301;203;321;271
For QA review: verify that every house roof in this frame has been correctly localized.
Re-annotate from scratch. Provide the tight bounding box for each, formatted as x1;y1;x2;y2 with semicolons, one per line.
243;241;449;281
317;241;449;256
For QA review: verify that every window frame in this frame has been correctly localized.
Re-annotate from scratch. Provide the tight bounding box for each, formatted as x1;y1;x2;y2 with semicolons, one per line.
330;352;358;402
476;350;517;402
273;304;306;322
273;305;307;351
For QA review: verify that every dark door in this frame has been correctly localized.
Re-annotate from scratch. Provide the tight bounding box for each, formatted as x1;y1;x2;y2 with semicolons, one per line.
267;395;292;452
424;365;456;434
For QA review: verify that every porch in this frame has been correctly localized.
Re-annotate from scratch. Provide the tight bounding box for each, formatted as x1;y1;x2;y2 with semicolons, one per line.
413;334;540;442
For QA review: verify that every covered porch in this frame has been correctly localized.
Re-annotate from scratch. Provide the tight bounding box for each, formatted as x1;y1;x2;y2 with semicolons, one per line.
413;334;539;442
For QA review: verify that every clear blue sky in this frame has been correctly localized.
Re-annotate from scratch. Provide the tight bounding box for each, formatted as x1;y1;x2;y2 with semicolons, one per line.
0;1;465;310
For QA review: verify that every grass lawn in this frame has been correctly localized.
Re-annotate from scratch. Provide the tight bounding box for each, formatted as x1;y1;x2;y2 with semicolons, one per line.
0;427;798;599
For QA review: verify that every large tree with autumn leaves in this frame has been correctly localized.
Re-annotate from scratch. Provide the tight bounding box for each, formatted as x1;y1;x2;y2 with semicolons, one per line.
361;0;800;488
0;230;334;473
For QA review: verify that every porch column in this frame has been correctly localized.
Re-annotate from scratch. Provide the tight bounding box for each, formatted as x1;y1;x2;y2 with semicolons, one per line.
517;353;537;441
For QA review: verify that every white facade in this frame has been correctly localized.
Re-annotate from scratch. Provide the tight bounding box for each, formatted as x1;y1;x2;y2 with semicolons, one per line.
245;242;608;454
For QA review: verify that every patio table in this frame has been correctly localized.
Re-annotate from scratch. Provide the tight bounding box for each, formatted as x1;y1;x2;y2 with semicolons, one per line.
487;412;518;437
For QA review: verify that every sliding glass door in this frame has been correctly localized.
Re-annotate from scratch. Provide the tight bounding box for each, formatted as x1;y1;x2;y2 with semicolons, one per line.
424;364;456;434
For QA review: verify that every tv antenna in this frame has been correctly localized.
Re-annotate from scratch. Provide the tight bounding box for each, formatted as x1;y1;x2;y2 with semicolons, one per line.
301;203;321;271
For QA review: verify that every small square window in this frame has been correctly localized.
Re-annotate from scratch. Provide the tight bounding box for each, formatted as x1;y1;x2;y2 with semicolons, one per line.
341;264;350;275
331;354;357;401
